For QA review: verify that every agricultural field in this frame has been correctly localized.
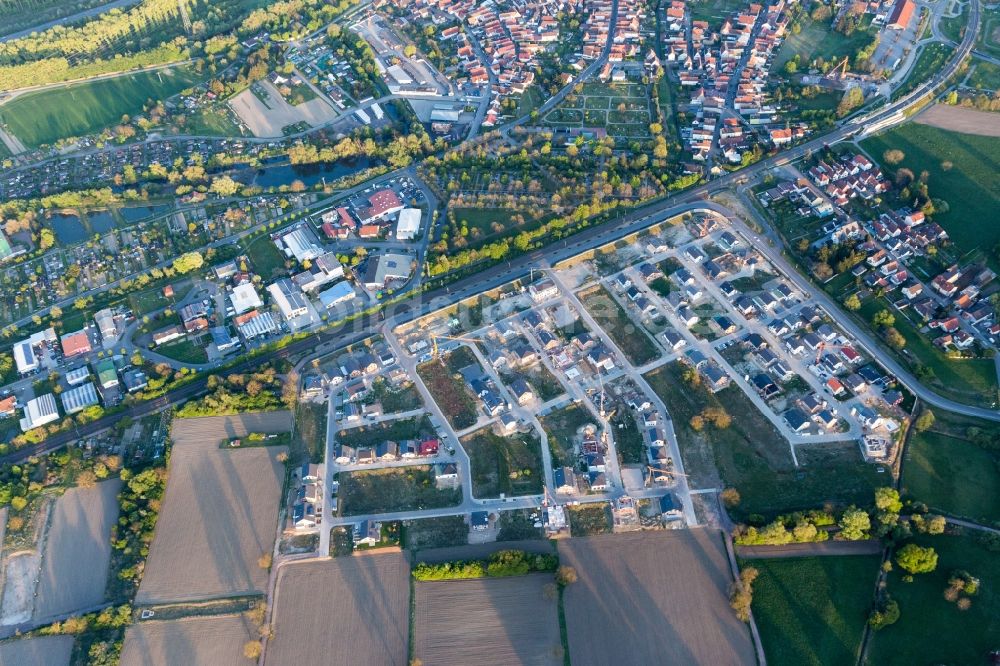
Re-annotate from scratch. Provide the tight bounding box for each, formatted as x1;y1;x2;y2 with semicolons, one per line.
861;123;1000;269
559;531;755;664
462;428;544;498
866;532;1000;665
413;574;562;666
339;465;462;515
136;413;291;604
901;411;1000;524
0;636;73;666
417;356;479;429
120;614;258;666
749;555;880;666
0;67;203;148
266;555;410;666
542;82;653;139
579;285;660;365
644;362;886;517
33;479;121;620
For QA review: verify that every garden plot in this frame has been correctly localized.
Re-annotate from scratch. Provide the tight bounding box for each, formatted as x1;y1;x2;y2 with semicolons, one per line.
542;82;653;138
0;635;73;666
135;413;291;605
413;574;562;666
120;614;258;666
559;530;755;665
265;554;410;666
229;79;338;137
33;479;121;620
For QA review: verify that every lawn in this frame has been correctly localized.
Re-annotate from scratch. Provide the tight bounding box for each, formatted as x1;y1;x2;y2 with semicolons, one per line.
855;296;998;407
978;4;1000;59
417;356;479;429
775;14;878;68
967;58;1000;91
749;555;879;666
611;410;644;464
939;2;968;43
243;234;288;279
892;42;954;101
539;403;595;467
863;123;999;267
182;106;245;136
566;503;612;536
579;285;660;365
688;0;752;24
338;466;462;515
866;532;1000;665
128;281;192;315
644;362;886;518
462;428;544;498
901;411;1000;525
0;67;202;147
154;338;208;364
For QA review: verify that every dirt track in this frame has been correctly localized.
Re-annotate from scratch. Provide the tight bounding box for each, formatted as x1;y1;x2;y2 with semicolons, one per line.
736;539;882;559
915;104;1000;136
559;530;756;666
136;412;291;605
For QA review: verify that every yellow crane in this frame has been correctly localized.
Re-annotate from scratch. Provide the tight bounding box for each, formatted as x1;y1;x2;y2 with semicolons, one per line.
647;464;689;484
430;333;479;358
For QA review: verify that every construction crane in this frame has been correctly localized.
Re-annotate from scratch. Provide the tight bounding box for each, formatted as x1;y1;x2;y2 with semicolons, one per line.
647;464;689;484
430;333;479;358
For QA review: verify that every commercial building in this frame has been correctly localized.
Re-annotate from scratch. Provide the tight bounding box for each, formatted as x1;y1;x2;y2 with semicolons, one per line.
236;310;280;340
211;326;240;353
887;0;915;29
66;366;91;386
362;253;413;289
61;330;92;359
152;325;186;346
395;208;421;240
358;189;404;224
230;283;263;314
20;393;59;432
267;279;310;321
318;281;356;309
61;382;100;414
13;341;38;375
95;359;119;390
277;226;324;263
94;308;118;344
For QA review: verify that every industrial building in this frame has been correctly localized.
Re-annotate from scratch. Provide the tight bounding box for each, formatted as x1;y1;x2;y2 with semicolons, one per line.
61;382;100;414
396;208;421;240
230;283;264;314
20;393;59;432
268;279;311;321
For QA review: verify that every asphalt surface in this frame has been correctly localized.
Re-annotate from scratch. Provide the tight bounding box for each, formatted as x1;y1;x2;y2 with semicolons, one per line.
1;0;983;464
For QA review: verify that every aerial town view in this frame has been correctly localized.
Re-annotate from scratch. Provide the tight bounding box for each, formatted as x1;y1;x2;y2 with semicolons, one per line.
0;0;996;663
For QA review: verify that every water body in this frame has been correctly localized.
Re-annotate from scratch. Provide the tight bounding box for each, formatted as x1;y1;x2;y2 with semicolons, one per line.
87;210;115;235
233;157;376;189
49;212;87;245
119;204;169;224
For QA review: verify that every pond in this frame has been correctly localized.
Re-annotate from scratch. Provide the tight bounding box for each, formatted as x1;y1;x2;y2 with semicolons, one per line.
87;210;116;235
233;157;376;189
119;204;170;224
49;212;87;245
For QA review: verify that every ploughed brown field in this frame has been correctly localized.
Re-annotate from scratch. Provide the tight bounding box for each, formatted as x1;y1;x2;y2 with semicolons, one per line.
559;530;756;665
0;635;73;666
119;614;257;666
413;573;563;666
265;553;410;666
136;412;291;604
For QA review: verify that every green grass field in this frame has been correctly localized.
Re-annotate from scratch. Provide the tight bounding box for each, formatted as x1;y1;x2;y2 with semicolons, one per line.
462;428;544;498
644;362;886;517
750;555;880;666
579;285;660;365
866;533;1000;665
0;67;203;147
775;15;878;68
688;0;751;24
939;2;968;43
978;4;1000;59
902;411;1000;525
154;338;208;364
892;43;954;100
243;234;288;279
182;106;245;136
967;58;1000;91
862;123;1000;269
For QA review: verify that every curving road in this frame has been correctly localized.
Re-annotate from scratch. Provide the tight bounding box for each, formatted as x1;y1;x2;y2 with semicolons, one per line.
0;0;986;464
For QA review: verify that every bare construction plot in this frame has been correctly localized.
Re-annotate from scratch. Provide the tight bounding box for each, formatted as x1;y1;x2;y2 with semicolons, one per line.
413;574;562;666
558;530;756;665
265;554;409;666
915;104;1000;136
136;412;291;605
229;79;338;137
33;479;121;620
0;551;39;625
120;614;257;666
0;635;73;666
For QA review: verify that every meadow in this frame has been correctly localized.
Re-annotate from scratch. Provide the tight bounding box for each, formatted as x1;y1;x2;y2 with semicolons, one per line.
0;67;202;147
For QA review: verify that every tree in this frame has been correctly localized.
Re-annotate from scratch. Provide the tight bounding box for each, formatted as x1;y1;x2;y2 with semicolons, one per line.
884;327;906;350
872;309;895;328
896;543;938;574
210;176;240;197
77;470;97;488
729;567;759;622
925;514;946;535
868;596;900;629
843;293;861;311
914;409;935;432
837;86;864;117
883;149;905;165
258;552;272;569
875;487;903;514
556;565;578;586
839;506;871;541
49;305;63;319
173;251;204;274
403;44;417;58
721;488;741;508
243;641;262;659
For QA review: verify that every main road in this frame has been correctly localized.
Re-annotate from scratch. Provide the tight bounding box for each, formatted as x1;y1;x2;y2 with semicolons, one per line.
0;0;985;464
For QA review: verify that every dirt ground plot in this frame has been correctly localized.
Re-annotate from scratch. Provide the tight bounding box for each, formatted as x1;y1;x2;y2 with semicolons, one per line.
0;636;73;666
120;614;257;666
136;413;291;605
0;551;39;625
265;554;410;666
559;530;755;665
414;574;562;666
229;79;338;137
34;479;121;620
915;104;1000;136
